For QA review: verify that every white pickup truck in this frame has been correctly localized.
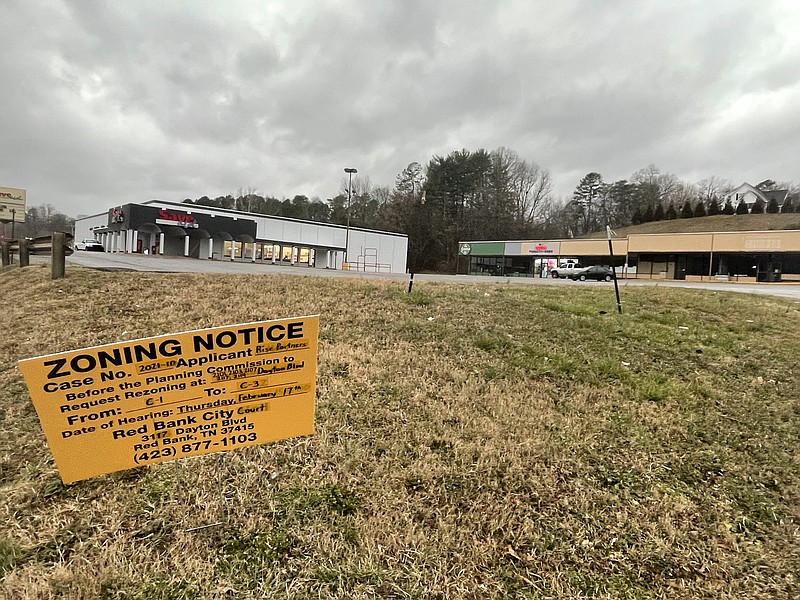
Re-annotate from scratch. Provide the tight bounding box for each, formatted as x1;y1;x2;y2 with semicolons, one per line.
549;262;583;279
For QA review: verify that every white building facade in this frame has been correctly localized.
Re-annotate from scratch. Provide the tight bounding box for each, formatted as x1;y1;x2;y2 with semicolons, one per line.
74;200;408;273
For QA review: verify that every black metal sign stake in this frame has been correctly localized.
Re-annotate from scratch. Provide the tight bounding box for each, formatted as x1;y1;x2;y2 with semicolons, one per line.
607;225;623;314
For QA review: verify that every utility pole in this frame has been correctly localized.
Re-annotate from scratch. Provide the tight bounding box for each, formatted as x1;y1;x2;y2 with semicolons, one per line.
344;167;357;265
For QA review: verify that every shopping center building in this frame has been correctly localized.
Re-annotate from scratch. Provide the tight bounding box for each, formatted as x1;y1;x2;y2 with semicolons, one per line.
459;230;800;282
75;200;408;273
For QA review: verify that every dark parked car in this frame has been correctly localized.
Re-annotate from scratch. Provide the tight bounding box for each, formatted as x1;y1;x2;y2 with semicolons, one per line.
571;265;614;281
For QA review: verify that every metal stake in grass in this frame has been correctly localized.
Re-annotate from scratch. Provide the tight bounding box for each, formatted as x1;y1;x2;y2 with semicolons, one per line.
607;225;623;314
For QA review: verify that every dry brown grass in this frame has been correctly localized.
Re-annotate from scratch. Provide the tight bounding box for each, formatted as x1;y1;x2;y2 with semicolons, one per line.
1;264;799;599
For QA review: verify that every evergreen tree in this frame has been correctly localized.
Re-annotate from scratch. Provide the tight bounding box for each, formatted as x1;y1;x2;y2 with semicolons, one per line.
604;179;639;227
781;197;795;213
384;162;432;271
707;196;720;215
735;199;749;215
642;204;655;223
680;201;694;218
693;201;707;217
751;198;765;214
721;199;735;215
632;208;643;225
665;202;677;220
653;203;665;221
766;197;780;213
573;172;604;233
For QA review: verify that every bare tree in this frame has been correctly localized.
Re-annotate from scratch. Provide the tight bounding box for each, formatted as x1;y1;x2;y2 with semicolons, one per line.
630;164;661;187
696;176;732;203
494;147;552;226
341;175;373;198
373;185;391;208
665;181;698;209
20;204;73;238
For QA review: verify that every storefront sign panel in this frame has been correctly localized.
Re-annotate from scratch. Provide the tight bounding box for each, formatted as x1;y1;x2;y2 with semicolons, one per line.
156;208;199;228
520;241;561;255
467;242;506;256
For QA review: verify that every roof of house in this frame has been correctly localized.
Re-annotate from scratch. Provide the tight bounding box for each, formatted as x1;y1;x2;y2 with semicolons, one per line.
728;182;789;205
762;189;788;204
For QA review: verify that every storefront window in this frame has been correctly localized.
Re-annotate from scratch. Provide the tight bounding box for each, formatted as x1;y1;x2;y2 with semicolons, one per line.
263;244;273;260
470;257;503;275
299;248;310;264
469;256;535;276
282;246;293;261
224;241;243;258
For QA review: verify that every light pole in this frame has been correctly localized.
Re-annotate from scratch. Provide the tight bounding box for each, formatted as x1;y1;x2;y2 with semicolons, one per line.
344;167;357;265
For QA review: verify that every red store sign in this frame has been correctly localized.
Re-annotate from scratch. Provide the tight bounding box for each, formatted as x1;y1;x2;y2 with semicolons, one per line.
156;209;198;228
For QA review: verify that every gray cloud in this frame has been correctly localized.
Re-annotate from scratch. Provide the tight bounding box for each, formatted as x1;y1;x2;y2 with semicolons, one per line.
1;0;799;218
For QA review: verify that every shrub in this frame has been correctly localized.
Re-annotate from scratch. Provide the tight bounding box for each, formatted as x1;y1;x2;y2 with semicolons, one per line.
721;199;735;215
735;199;749;215
766;198;780;213
693;201;707;217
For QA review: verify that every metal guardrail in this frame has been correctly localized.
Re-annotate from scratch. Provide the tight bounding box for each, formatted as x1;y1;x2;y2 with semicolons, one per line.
5;233;74;256
1;232;73;278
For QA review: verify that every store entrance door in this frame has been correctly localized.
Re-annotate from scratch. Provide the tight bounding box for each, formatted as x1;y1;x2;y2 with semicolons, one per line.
674;256;687;280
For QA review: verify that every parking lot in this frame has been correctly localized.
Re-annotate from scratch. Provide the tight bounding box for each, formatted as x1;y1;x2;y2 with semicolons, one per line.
59;251;800;302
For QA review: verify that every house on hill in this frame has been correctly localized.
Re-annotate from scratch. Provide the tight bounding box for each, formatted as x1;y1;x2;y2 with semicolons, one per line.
725;182;788;212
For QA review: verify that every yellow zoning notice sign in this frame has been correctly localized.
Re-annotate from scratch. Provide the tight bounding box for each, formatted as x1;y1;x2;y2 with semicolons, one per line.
18;316;319;483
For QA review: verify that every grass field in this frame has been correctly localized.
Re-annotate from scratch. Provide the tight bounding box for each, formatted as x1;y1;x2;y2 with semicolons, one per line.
1;265;799;599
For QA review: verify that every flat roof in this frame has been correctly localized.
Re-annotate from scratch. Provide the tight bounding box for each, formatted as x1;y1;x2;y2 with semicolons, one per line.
76;200;407;239
145;200;407;238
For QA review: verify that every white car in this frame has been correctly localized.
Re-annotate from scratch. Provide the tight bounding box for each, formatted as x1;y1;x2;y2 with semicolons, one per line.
549;263;583;279
75;239;104;251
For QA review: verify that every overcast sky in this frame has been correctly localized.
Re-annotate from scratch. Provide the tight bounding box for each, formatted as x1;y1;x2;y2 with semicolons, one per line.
3;0;800;218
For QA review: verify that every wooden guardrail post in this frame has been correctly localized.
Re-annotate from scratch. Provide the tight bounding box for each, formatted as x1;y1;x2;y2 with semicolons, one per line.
1;242;9;267
19;239;30;267
52;232;66;279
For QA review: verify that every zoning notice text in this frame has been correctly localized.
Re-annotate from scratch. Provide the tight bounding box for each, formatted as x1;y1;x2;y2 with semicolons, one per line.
18;316;319;483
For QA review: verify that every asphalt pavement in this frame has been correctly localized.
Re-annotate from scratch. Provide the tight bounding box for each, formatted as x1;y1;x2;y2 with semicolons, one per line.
61;251;800;301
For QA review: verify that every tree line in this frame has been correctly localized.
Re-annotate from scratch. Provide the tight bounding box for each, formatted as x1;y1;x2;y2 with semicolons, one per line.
183;148;552;272
561;169;798;238
2;204;74;241
9;155;796;273
183;156;800;273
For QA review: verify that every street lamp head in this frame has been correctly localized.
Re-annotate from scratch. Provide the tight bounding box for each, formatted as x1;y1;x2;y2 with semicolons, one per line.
344;168;358;174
